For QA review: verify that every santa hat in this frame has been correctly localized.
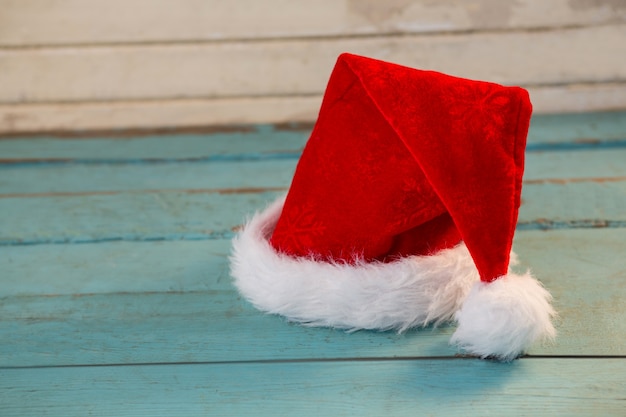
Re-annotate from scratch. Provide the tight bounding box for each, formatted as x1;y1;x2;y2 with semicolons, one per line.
230;53;556;361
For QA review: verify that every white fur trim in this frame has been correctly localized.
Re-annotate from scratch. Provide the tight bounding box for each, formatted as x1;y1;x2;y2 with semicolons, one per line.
230;196;480;331
450;272;557;361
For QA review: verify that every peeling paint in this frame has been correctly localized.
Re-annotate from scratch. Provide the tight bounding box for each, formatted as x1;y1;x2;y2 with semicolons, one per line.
518;219;626;231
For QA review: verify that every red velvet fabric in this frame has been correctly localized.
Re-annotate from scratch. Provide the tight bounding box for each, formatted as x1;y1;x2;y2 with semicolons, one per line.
270;53;532;283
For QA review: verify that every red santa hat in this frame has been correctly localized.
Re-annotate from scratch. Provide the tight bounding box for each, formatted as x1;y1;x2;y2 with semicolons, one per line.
230;53;556;360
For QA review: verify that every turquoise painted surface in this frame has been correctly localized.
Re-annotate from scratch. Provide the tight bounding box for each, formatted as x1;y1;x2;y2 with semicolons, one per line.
1;111;625;416
1;111;624;161
0;229;624;368
0;159;296;194
1;359;624;416
0;191;282;244
1;121;625;245
1;146;625;195
1;181;625;244
527;111;626;143
0;126;308;161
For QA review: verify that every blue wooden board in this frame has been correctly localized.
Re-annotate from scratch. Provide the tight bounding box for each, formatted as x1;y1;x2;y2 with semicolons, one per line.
1;148;626;196
0;126;306;161
1;229;624;369
1;111;624;161
1;111;625;415
1;181;625;245
1;124;625;244
1;359;624;417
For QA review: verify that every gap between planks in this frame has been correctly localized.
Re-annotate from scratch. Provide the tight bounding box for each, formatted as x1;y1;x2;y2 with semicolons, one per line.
1;22;614;51
3;219;626;247
2;139;626;166
1;175;625;198
3;354;626;371
2;358;624;417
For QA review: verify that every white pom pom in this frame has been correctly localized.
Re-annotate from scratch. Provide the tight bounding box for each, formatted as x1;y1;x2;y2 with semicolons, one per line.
450;272;556;361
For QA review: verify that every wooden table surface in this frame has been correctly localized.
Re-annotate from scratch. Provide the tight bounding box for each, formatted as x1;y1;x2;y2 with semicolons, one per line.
1;111;625;416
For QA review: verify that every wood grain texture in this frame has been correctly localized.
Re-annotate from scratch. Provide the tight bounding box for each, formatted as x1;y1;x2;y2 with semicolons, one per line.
1;180;625;245
0;284;459;367
1;110;625;414
0;126;309;159
0;95;321;134
0;192;268;244
1;359;625;416
1;115;625;244
1;25;624;104
1;229;624;367
1;149;625;196
2;84;626;134
1;1;624;132
528;111;626;143
528;82;626;114
0;159;296;194
2;0;624;46
2;111;625;155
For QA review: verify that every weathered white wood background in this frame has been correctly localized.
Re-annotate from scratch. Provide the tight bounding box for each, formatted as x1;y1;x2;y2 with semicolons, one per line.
0;0;625;134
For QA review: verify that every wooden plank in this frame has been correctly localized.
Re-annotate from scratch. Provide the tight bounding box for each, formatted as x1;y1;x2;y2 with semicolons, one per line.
0;239;233;297
0;96;322;135
0;191;282;244
2;84;626;134
1;229;624;366
1;180;625;245
1;0;624;46
1;111;625;157
2;117;624;243
0;289;458;367
519;181;626;226
1;359;624;416
524;149;626;181
0;239;236;296
1;149;625;195
528;111;626;143
0;127;309;160
1;25;624;104
529;82;626;115
514;229;626;356
0;159;297;195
